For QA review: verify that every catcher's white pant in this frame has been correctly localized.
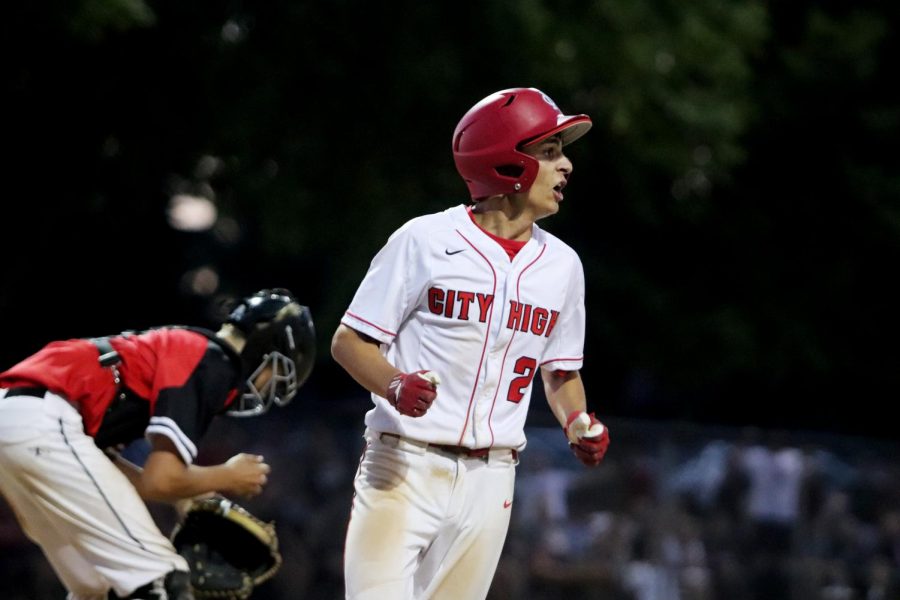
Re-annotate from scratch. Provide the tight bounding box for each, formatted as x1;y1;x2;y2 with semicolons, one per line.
0;389;188;599
344;429;517;600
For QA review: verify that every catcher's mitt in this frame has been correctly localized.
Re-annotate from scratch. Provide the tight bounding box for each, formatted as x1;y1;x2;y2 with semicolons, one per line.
170;496;282;599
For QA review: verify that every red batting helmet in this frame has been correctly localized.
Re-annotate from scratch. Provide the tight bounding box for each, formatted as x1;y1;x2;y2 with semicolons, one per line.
452;87;592;200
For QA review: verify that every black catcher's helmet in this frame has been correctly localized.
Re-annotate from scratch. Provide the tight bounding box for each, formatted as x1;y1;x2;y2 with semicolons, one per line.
225;288;316;417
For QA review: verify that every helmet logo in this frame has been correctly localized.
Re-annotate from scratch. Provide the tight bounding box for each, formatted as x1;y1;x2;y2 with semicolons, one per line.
540;92;560;112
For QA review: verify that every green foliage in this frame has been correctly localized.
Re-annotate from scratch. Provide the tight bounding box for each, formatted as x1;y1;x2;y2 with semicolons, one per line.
4;0;900;433
69;0;156;42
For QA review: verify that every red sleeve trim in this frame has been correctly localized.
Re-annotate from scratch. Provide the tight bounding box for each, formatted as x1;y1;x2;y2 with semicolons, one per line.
344;311;397;337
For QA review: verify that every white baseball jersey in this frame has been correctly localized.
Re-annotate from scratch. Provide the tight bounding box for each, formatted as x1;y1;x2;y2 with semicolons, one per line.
341;204;586;450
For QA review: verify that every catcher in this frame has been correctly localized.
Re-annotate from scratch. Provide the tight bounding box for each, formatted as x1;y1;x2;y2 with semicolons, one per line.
0;288;314;600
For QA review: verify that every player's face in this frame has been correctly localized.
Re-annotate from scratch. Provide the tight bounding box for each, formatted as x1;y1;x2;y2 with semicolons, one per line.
252;365;273;391
519;136;573;220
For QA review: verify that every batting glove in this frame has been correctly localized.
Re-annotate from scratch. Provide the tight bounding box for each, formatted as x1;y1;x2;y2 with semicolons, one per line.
564;411;610;467
386;370;440;417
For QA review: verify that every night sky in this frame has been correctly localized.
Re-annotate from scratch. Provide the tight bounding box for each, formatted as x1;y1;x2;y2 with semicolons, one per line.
2;1;899;440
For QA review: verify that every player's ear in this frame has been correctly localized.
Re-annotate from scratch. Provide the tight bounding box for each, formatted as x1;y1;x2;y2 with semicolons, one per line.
215;323;246;354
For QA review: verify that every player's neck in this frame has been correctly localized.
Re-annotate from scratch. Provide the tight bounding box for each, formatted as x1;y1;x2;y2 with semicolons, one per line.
469;201;533;242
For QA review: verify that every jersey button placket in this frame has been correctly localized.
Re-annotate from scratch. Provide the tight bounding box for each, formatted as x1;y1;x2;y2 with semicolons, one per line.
477;348;504;444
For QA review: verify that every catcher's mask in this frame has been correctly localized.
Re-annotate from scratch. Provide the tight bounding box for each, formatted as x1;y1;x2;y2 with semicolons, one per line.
452;87;592;200
226;288;315;417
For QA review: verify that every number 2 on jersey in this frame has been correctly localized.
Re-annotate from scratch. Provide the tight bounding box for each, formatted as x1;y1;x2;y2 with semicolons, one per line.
507;356;537;403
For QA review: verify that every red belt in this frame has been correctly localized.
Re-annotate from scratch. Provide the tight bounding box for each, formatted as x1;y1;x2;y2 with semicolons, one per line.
380;433;516;460
433;444;492;458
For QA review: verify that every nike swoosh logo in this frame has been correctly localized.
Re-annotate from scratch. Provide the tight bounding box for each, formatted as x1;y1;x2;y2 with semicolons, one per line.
445;248;466;255
503;499;512;508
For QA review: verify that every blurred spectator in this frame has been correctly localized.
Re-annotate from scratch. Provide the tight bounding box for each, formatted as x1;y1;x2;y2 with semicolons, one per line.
528;474;632;599
861;555;900;600
622;531;681;600
3;416;900;599
739;429;805;598
874;510;900;568
818;558;857;600
513;444;577;529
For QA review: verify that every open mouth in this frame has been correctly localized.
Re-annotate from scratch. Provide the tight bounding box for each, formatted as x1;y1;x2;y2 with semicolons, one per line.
553;180;566;201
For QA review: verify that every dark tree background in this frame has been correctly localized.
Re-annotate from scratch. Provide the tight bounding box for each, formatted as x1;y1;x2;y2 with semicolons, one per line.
2;0;898;438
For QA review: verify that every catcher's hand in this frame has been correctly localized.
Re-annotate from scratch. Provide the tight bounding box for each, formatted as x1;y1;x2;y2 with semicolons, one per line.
170;495;282;599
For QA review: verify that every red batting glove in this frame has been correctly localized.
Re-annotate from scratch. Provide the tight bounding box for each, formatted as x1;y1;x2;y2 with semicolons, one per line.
564;411;610;467
386;370;440;417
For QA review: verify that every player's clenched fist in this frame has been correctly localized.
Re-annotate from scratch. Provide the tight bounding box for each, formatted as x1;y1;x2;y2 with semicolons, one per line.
386;370;441;417
223;453;271;497
564;411;610;467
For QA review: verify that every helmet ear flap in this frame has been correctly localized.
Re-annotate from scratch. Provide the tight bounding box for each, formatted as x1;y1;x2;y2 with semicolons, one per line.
494;160;539;194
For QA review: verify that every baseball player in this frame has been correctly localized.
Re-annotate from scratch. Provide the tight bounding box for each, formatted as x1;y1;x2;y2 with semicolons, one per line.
332;87;611;600
0;288;315;600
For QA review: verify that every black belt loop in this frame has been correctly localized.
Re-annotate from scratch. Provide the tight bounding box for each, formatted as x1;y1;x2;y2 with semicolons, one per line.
2;386;49;398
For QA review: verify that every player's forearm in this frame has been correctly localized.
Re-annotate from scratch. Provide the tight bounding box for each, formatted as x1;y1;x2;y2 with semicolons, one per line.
135;448;225;503
171;464;242;500
542;369;588;426
137;462;237;503
331;324;400;397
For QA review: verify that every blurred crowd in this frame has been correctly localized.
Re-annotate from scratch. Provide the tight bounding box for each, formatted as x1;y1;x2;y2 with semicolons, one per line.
497;423;900;600
2;411;899;600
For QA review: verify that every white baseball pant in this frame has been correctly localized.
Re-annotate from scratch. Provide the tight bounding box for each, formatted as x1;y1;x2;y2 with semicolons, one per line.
344;428;517;600
0;389;187;600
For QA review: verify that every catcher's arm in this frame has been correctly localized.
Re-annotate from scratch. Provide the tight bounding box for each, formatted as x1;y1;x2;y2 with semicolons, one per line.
109;450;213;515
109;447;146;489
123;435;270;504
